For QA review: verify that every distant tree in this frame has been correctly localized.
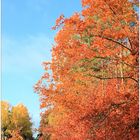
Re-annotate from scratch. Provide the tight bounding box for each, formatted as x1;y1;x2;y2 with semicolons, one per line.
10;104;33;139
1;101;33;140
37;112;51;140
1;101;11;139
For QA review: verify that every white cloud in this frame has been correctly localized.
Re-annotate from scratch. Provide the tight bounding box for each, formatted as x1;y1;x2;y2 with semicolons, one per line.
2;34;53;74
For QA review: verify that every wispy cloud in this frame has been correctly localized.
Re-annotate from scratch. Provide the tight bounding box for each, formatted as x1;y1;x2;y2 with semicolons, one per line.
2;34;53;74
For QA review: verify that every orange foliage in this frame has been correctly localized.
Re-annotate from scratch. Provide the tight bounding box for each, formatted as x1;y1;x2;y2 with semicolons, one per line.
9;130;23;140
35;0;138;139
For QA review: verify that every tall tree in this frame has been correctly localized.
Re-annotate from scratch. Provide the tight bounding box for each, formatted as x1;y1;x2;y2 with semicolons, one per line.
35;0;138;139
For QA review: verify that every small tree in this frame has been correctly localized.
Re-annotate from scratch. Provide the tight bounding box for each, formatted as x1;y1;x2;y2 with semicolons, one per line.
1;101;33;139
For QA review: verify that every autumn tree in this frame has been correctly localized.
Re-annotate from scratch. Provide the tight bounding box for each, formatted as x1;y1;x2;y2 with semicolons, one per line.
1;101;33;140
1;101;11;139
35;0;139;139
37;111;51;140
10;104;33;139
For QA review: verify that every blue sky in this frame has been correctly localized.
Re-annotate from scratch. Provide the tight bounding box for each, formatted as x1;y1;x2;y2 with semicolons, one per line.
2;0;82;134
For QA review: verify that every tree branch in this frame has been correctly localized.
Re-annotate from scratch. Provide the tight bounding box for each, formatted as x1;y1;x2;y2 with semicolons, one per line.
87;74;138;83
120;61;138;68
80;101;129;129
91;56;138;68
93;35;132;52
103;0;134;52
